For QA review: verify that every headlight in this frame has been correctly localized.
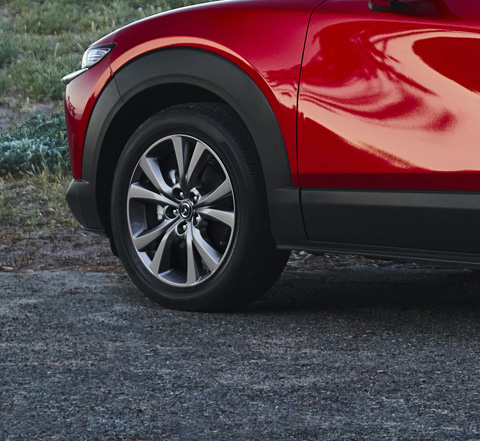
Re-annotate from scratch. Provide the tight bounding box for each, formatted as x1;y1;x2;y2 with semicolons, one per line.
62;44;115;85
81;45;115;69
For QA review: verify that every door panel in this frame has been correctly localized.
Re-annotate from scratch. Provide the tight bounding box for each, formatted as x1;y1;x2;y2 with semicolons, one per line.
298;0;480;250
298;0;480;191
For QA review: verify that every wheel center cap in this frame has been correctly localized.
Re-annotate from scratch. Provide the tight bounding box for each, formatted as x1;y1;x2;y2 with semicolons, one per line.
179;200;193;220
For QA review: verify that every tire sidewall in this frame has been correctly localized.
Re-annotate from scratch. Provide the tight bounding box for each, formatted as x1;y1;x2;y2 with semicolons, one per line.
111;106;268;310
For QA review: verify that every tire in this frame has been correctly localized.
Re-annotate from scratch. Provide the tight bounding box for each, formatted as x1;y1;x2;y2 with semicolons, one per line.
111;103;289;311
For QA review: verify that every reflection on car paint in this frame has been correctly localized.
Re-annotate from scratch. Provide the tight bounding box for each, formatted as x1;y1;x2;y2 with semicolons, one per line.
299;17;480;190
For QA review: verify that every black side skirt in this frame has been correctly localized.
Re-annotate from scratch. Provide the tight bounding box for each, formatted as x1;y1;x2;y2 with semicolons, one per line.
278;189;480;266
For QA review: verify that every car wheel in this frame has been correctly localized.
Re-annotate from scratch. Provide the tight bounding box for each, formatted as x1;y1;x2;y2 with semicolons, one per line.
111;103;289;311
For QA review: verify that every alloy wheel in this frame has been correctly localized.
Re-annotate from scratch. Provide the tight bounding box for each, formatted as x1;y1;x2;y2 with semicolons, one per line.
127;134;235;287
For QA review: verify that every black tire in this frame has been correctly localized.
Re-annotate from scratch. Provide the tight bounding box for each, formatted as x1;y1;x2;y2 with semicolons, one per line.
111;103;289;311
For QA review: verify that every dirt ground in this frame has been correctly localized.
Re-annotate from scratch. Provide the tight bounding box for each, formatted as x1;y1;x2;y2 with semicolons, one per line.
0;219;425;277
0;228;125;274
0;99;58;131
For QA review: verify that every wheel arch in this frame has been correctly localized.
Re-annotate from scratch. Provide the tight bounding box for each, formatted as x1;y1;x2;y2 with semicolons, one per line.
83;48;305;243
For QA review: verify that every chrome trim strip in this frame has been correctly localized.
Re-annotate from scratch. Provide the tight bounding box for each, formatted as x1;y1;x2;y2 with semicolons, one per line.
61;68;88;85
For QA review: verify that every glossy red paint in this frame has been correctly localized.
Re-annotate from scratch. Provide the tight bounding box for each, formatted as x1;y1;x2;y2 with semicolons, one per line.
65;0;480;189
298;0;480;190
64;32;116;179
65;0;321;183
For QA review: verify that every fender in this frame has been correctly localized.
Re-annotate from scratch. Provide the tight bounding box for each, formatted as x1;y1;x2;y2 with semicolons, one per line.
80;48;306;244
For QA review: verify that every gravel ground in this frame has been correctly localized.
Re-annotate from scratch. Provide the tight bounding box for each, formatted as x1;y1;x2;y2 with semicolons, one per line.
2;256;480;440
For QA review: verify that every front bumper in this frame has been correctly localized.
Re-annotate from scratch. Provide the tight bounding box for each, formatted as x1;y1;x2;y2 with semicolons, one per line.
66;179;105;234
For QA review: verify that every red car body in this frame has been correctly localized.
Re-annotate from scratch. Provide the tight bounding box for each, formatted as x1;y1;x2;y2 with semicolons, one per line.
64;0;480;310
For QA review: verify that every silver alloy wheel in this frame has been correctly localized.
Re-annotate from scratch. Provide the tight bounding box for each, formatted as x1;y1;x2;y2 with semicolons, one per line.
126;134;235;287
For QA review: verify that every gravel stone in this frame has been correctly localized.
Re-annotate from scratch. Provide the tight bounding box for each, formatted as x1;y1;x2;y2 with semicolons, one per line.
1;263;480;440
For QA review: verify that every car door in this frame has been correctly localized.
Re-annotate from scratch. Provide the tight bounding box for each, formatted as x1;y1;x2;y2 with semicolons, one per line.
298;0;480;254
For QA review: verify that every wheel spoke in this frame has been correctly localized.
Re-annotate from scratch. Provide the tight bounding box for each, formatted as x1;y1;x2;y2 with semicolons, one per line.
133;218;176;251
128;183;177;207
139;156;174;199
127;133;235;287
197;207;235;229
150;222;178;275
185;224;199;285
192;227;221;272
172;136;186;186
198;178;232;207
186;141;209;188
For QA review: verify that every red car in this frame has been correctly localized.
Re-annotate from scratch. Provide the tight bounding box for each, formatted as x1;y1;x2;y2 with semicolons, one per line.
63;0;480;311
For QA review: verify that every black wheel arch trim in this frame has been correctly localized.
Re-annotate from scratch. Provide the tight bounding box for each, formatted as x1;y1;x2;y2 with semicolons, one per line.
77;47;305;243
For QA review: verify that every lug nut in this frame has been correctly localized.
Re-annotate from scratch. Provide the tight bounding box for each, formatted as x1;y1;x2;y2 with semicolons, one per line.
177;222;187;235
173;209;179;217
179;191;184;199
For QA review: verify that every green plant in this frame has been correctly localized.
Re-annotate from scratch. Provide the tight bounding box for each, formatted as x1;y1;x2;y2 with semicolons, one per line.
0;169;76;236
0;0;214;176
0;0;214;103
0;113;69;174
0;34;19;68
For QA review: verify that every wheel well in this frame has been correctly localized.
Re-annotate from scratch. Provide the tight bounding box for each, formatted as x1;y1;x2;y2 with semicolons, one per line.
96;83;235;237
87;48;299;246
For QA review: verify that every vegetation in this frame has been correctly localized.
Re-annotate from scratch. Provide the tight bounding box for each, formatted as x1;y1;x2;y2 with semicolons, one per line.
0;113;68;174
0;0;210;236
0;169;76;239
0;0;210;102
